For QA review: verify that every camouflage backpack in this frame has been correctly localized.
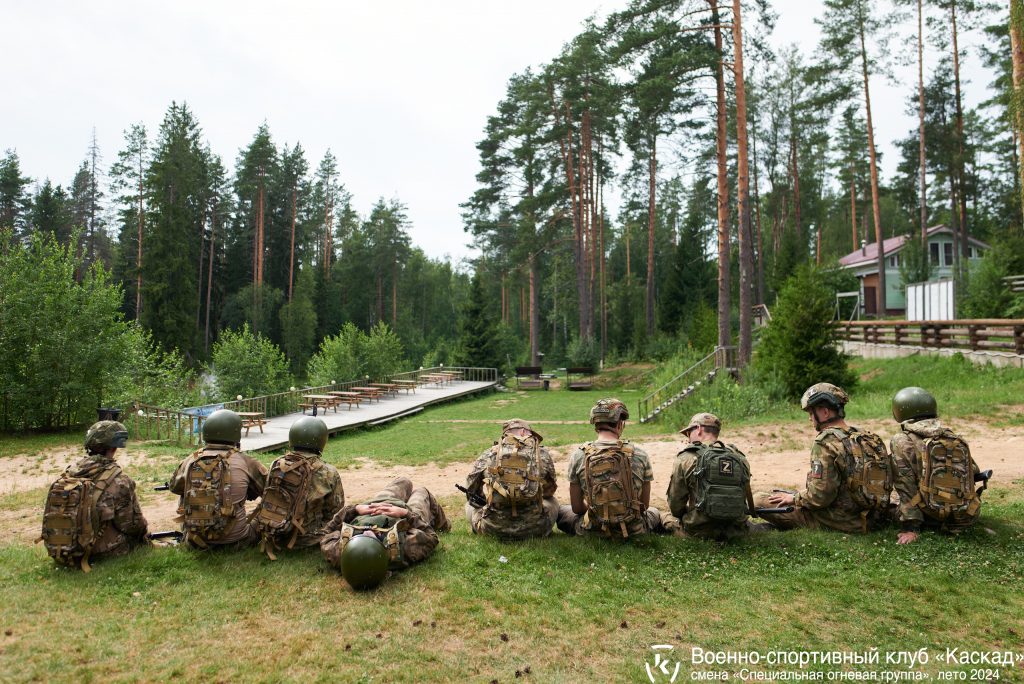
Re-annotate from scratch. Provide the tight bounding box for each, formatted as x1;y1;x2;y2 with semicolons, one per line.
254;452;321;559
691;441;751;521
39;463;120;572
829;427;894;516
912;428;979;520
177;448;235;547
581;441;643;537
482;435;544;517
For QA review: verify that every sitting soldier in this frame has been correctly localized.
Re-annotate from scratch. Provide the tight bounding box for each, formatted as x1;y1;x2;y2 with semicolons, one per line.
253;416;344;558
40;420;148;571
320;477;449;589
889;386;987;544
559;398;665;538
754;383;894;534
463;418;563;540
169;409;267;549
663;412;753;541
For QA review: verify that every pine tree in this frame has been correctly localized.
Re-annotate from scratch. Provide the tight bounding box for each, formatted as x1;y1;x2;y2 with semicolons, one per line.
0;149;32;237
110;123;148;319
459;272;501;369
29;180;73;242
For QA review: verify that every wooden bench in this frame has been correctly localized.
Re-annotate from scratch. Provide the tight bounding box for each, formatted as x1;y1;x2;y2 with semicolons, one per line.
566;366;595;391
328;392;363;410
392;380;417;393
514;366;544;390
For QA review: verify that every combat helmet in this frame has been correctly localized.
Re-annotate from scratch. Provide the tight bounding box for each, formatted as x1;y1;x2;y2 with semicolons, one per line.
800;383;849;418
203;409;242;446
85;420;129;455
340;535;389;590
501;418;542;442
680;412;722;436
289;416;329;454
590;398;630;425
891;387;937;423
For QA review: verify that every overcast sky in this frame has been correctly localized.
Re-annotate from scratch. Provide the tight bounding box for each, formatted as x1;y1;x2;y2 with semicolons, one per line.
2;1;1000;263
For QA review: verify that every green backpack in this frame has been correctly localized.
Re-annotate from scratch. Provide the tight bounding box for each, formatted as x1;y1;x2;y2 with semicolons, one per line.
177;448;235;547
254;452;320;559
691;442;751;521
914;428;979;520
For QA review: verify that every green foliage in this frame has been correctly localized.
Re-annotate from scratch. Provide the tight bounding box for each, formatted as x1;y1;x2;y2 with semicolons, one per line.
753;264;857;401
897;232;933;289
307;321;406;384
210;323;290;400
961;250;1015;318
458;273;502;370
278;270;318;377
362;321;405;381
566;335;599;368
0;231;132;429
106;325;200;409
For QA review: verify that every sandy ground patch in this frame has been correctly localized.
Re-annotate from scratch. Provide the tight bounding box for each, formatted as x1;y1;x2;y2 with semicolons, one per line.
4;418;1021;544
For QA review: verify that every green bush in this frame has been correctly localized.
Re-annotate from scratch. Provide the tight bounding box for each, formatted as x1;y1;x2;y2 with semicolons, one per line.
107;325;201;409
566;335;599;368
210;324;291;400
0;231;133;430
961;251;1014;318
752;264;857;401
307;321;407;384
362;321;405;380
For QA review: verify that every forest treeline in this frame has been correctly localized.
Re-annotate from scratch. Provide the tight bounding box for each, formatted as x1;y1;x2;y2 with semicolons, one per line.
3;0;1024;400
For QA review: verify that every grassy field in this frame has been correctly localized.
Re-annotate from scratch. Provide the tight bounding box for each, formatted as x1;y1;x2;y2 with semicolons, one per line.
1;355;1023;682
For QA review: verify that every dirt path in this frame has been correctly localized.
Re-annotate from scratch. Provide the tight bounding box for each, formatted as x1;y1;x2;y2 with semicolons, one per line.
5;419;1021;544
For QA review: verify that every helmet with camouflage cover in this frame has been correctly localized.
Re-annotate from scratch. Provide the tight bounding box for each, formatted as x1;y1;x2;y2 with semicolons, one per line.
85;420;129;454
589;398;630;425
800;383;849;418
680;412;722;436
340;534;389;590
501;418;542;442
289;416;329;454
891;387;937;423
202;409;242;445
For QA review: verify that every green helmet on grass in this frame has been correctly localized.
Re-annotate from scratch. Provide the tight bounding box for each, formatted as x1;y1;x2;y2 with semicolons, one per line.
340;535;389;590
892;387;938;423
289;416;329;454
85;421;129;454
203;409;242;445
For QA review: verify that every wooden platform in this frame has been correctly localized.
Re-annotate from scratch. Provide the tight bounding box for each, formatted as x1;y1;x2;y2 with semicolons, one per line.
239;379;496;453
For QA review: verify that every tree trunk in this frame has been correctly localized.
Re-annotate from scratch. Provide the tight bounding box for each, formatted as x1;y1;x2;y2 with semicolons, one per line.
733;0;753;365
1011;0;1024;228
205;210;216;356
289;186;296;302
529;253;539;365
951;0;970;274
135;153;144;321
752;123;765;306
859;19;886;317
917;0;928;243
712;0;731;350
790;135;802;242
646;134;657;336
850;169;858;252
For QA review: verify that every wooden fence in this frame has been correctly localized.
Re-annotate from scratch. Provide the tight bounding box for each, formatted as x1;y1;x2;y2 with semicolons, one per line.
835;319;1024;355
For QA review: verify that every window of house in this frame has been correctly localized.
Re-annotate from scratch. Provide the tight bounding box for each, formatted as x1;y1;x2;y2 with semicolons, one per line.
943;242;953;266
968;246;975;259
930;242;940;265
888;254;899;268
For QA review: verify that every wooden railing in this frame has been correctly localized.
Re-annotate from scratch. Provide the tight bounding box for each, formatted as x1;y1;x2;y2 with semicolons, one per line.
836;320;1024;355
125;366;499;447
637;346;736;424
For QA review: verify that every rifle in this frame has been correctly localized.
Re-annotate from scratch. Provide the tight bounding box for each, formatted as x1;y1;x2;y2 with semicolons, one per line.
456;484;487;508
148;530;183;542
975;469;993;497
154;483;170;491
754;506;794;515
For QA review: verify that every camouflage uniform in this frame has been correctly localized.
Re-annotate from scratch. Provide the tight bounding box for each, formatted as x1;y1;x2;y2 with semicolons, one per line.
320;477;450;570
559;440;663;537
890;418;980;534
264;451;345;548
664;441;751;541
170;445;268;549
56;454;148;558
754;426;886;533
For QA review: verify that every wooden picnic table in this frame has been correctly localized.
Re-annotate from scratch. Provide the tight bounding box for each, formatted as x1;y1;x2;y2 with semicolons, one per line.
391;380;417;393
327;391;363;409
237;411;267;436
301;394;339;414
369;382;399;396
351;387;383;402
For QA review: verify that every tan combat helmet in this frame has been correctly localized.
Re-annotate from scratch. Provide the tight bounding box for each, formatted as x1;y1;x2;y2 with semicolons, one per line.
800;383;850;418
679;412;722;436
502;418;542;442
589;398;629;425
